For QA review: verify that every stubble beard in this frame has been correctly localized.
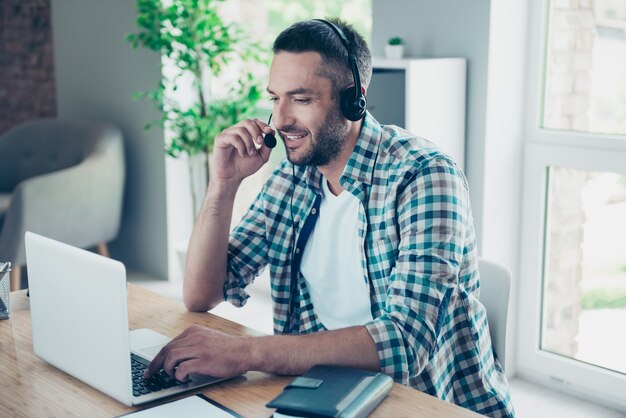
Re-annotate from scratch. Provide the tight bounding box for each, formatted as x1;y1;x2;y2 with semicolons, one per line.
282;105;350;167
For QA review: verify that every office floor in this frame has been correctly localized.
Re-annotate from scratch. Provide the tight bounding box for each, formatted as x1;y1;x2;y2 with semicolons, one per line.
129;272;626;418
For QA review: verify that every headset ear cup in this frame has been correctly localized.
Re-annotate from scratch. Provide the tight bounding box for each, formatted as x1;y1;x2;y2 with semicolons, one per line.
340;86;367;121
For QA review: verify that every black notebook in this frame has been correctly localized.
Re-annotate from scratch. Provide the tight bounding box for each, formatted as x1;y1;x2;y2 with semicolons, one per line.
266;365;393;418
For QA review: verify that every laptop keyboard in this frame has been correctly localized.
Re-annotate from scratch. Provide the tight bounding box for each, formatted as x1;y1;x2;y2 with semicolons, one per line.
131;353;183;397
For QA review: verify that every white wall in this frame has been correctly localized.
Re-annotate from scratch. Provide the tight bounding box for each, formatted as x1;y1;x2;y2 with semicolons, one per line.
51;0;168;279
482;1;529;375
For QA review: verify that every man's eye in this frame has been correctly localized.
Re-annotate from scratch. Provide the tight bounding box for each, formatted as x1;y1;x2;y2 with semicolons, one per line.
294;98;311;104
269;97;279;103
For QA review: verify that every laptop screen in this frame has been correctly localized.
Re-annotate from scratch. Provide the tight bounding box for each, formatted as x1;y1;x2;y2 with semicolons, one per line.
26;232;133;405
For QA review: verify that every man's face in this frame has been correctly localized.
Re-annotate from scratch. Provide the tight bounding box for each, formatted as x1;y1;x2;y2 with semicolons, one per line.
267;52;350;167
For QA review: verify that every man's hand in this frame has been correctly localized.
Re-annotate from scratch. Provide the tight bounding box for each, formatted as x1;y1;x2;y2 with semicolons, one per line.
144;325;252;382
182;118;274;312
144;324;380;383
212;119;274;186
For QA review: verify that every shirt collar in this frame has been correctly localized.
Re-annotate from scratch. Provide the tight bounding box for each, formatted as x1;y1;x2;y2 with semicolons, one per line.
340;111;381;188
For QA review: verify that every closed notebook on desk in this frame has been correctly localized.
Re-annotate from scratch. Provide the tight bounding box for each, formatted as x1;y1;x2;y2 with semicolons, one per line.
266;365;393;418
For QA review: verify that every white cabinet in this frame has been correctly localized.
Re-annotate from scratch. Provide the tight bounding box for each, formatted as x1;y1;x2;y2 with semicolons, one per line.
368;57;467;168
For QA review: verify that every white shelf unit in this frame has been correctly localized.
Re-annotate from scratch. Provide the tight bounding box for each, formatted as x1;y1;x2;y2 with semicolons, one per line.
369;57;467;168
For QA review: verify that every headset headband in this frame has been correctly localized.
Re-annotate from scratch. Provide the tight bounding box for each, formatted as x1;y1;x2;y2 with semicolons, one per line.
312;19;362;103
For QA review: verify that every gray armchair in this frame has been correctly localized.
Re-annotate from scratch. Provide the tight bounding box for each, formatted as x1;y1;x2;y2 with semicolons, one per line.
0;119;125;290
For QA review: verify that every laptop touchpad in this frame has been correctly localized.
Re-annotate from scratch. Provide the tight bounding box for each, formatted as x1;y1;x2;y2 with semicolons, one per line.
130;328;172;361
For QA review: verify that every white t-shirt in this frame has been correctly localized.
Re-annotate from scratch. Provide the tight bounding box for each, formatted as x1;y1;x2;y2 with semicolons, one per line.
299;178;373;330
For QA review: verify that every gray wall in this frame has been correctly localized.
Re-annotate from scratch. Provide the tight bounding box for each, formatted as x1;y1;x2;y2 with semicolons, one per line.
51;0;168;279
372;0;491;247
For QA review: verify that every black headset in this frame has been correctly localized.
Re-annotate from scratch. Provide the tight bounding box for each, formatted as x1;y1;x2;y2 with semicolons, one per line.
314;19;367;122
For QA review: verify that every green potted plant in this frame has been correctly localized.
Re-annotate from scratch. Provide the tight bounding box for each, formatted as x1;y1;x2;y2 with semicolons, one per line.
127;0;265;219
385;36;405;59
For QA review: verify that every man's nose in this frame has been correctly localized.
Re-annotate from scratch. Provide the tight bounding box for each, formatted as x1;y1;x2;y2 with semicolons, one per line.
272;102;296;129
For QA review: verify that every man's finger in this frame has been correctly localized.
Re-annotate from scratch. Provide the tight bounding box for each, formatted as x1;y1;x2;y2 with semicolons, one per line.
174;358;204;382
258;142;272;161
144;333;190;378
144;345;169;378
161;348;191;379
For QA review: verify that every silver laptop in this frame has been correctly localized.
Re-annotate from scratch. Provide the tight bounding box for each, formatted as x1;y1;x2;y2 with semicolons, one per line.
25;231;229;406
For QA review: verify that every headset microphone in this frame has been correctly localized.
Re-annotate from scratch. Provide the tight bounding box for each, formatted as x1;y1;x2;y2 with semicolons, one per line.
263;113;277;149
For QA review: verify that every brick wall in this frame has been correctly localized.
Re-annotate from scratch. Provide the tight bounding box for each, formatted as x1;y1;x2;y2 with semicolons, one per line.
0;0;56;135
544;0;596;131
542;0;596;357
543;167;588;357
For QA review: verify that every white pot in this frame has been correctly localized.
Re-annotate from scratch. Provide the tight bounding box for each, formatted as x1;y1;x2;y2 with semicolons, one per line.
174;240;188;281
385;44;404;59
188;152;208;220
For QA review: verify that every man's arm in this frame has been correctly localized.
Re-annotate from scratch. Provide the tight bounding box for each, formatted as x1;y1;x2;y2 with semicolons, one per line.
145;324;380;381
183;181;239;311
363;157;471;383
253;326;380;375
182;119;274;312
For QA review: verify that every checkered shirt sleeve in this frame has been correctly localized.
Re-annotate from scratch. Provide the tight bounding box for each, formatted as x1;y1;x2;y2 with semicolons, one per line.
364;156;471;380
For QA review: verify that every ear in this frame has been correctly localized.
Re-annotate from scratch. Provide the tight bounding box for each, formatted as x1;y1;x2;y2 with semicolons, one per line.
340;86;367;122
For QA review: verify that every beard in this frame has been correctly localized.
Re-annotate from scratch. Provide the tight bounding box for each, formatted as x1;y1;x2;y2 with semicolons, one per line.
279;105;350;167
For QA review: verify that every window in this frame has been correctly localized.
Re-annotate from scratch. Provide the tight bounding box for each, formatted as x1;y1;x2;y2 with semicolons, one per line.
518;0;626;409
542;166;626;375
224;0;372;107
543;0;626;136
223;0;373;225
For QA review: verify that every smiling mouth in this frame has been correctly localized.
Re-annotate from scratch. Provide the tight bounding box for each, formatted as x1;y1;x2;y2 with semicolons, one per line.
279;131;309;146
286;134;306;140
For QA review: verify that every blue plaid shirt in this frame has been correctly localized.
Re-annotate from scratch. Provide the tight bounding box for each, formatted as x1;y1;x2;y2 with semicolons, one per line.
225;112;514;417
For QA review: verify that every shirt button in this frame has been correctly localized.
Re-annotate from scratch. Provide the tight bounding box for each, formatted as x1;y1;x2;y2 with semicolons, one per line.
295;248;300;254
311;208;317;215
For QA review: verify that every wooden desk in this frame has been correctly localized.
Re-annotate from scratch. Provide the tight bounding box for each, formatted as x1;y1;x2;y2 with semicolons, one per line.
0;285;481;418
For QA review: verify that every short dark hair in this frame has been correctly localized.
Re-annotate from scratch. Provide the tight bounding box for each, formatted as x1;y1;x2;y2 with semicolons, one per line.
272;18;372;96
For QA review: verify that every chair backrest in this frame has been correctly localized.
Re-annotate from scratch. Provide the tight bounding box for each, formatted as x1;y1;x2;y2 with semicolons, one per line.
0;119;100;190
0;118;125;267
477;257;511;370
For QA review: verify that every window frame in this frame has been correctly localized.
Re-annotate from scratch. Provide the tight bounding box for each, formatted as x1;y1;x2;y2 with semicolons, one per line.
516;0;626;409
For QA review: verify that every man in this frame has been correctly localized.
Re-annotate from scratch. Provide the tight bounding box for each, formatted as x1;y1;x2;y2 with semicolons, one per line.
146;19;514;417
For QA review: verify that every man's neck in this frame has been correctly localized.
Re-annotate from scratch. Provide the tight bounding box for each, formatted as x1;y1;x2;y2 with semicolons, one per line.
317;119;363;196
